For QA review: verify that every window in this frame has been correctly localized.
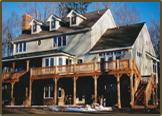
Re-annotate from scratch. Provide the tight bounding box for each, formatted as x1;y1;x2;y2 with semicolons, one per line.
51;18;55;29
16;42;26;53
71;16;76;25
77;59;83;64
53;36;66;47
33;22;37;32
44;85;54;98
58;36;62;47
116;56;120;60
38;40;41;46
59;58;62;65
16;43;18;53
137;52;142;57
19;43;22;52
58;86;62;98
66;59;72;65
99;53;105;56
108;57;113;61
50;58;54;66
153;61;156;73
45;59;49;67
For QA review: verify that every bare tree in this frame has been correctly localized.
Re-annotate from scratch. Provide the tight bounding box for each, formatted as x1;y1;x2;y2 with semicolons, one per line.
57;2;68;18
91;2;102;12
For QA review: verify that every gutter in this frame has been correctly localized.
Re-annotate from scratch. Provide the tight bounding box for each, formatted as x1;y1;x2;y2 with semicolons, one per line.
12;27;91;43
2;53;75;62
145;52;160;62
90;46;133;54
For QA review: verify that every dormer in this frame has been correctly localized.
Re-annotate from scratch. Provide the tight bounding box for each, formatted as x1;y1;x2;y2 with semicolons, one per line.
47;15;64;31
67;10;87;27
29;19;43;34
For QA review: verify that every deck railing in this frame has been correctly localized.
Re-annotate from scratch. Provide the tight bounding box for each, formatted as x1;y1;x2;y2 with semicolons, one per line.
31;59;140;77
2;70;27;81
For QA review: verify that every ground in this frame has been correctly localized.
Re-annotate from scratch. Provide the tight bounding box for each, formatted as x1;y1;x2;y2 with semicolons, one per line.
2;106;160;114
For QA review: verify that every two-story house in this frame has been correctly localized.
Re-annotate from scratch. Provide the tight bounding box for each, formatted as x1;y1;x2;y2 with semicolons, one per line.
2;9;159;109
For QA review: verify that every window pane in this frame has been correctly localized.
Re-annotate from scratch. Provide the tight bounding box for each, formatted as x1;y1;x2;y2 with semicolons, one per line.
33;23;37;32
108;57;113;61
58;36;61;47
71;16;76;24
45;86;49;97
63;36;66;46
51;20;55;29
19;43;22;52
116;56;120;60
77;59;82;64
23;42;26;52
53;37;57;47
59;58;62;65
50;58;54;66
46;59;49;67
50;86;54;97
16;43;18;53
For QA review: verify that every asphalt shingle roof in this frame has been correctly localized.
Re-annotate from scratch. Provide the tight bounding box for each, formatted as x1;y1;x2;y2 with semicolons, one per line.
90;22;145;51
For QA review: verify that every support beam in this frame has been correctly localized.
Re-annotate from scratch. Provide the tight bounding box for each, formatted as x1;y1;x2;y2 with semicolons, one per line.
117;74;121;108
92;75;99;103
53;78;59;105
12;62;16;73
29;80;34;106
130;73;134;107
25;87;29;106
134;75;138;97
10;82;15;106
26;60;30;72
73;76;78;105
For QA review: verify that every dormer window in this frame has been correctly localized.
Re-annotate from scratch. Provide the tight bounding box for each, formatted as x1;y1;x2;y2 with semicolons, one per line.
33;22;37;33
71;16;76;25
51;18;56;29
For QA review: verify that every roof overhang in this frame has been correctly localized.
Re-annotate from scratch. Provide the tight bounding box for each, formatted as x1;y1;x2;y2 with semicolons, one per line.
146;52;160;62
29;19;42;26
67;10;87;20
47;15;65;23
12;27;91;43
2;52;75;62
90;46;133;54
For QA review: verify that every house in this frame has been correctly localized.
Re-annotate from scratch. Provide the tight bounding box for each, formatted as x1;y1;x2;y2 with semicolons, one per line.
2;9;159;109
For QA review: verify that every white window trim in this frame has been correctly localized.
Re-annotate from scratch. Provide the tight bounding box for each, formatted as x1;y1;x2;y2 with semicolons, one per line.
45;57;55;67
16;42;27;53
44;84;54;99
53;36;66;48
98;51;121;61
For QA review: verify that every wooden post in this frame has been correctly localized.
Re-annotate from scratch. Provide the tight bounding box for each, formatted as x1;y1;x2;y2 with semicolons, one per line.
11;82;15;106
93;75;99;103
155;86;158;105
117;75;121;108
12;62;16;73
55;66;57;75
53;78;59;105
130;73;134;107
129;59;132;70
73;76;78;105
94;62;96;72
29;79;33;106
152;89;155;105
74;64;76;74
134;75;137;96
26;60;30;72
117;60;119;71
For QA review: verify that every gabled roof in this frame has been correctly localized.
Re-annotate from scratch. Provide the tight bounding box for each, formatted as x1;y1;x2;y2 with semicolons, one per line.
12;9;108;43
47;15;64;22
90;22;145;52
67;10;87;19
2;49;75;62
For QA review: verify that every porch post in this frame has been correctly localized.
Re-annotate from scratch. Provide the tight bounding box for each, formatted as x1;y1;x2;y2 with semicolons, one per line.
26;60;30;72
12;62;16;73
29;79;33;106
130;73;134;107
152;89;155;105
54;78;59;105
93;75;99;103
117;74;121;108
155;86;158;105
73;76;78;105
10;82;15;106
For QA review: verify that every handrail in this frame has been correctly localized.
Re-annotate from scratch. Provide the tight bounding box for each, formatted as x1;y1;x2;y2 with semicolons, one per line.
31;58;141;77
145;73;156;107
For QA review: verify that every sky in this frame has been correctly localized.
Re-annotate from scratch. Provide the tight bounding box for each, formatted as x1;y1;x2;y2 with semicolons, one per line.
2;2;160;27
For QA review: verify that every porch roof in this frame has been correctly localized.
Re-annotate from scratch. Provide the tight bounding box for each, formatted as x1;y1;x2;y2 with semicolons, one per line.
2;49;75;62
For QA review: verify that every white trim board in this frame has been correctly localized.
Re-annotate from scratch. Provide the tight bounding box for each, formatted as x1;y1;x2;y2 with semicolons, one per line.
146;52;160;62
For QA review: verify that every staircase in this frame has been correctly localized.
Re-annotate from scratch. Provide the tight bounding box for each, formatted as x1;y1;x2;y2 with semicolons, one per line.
133;73;158;109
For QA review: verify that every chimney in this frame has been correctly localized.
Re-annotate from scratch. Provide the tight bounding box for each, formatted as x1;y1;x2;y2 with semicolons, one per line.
22;14;32;31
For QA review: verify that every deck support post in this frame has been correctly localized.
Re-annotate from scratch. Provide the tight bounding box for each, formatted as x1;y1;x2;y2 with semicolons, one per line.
92;75;99;103
134;75;138;96
10;82;15;106
12;62;16;73
155;86;158;105
73;76;78;105
54;78;59;105
130;73;134;107
26;60;30;72
117;74;121;108
29;79;34;106
152;89;155;105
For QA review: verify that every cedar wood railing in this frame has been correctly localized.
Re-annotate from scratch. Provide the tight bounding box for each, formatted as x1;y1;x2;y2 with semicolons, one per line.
2;70;27;81
30;59;141;78
145;73;156;107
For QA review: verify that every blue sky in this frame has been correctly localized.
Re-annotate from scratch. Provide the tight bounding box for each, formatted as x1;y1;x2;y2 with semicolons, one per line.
2;2;160;27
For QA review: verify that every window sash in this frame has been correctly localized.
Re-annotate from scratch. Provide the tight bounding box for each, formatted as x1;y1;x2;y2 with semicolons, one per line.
51;20;55;29
33;24;37;32
45;59;49;67
50;58;54;66
71;16;76;24
59;58;62;65
19;43;22;52
58;36;62;47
